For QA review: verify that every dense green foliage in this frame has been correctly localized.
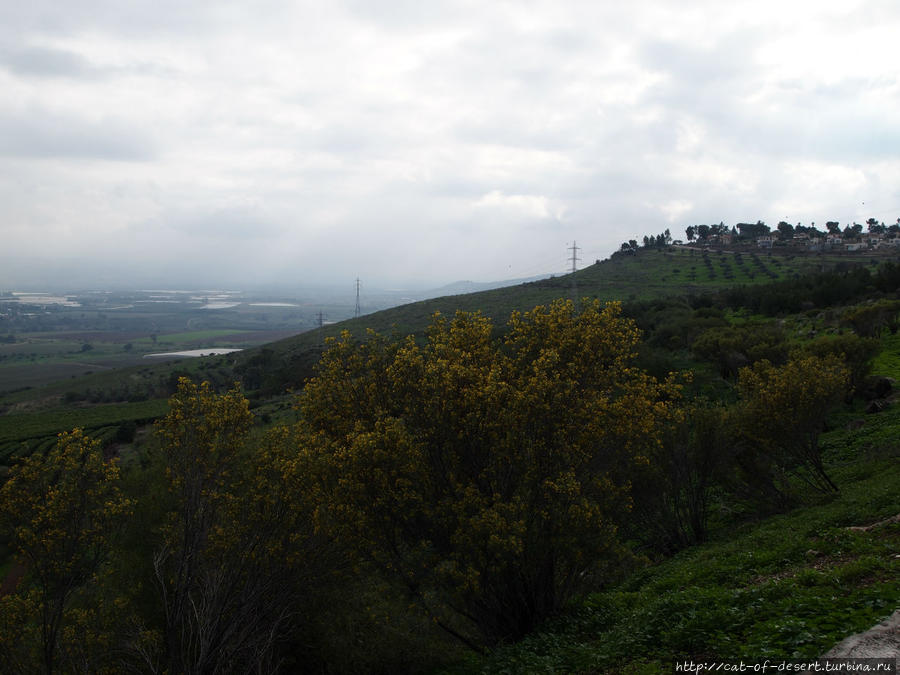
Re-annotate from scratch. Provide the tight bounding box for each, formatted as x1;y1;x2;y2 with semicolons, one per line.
628;403;730;553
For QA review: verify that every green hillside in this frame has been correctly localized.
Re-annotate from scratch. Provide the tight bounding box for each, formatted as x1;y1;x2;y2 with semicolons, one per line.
268;247;879;344
225;246;890;395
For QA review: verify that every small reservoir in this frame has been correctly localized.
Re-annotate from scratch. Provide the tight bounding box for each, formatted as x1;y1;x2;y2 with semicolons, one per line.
144;348;243;358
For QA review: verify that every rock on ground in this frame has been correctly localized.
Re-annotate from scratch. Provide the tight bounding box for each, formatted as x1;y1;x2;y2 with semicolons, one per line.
822;610;900;659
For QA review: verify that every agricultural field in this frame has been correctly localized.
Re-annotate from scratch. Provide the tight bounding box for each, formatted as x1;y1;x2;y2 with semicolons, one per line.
0;286;370;394
0;284;431;471
0;398;169;467
0;328;301;393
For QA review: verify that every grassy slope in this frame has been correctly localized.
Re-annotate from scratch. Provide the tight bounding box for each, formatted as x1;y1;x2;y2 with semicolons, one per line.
249;248;884;363
465;477;897;671
448;359;900;674
872;330;900;380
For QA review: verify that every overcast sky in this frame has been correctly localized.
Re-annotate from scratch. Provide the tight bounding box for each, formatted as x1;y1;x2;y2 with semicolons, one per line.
2;0;900;290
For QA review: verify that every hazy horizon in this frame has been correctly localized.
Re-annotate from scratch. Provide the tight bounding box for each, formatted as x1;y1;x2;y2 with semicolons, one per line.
0;259;552;297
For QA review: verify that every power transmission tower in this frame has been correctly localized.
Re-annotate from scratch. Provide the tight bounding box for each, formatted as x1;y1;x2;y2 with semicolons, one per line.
317;310;325;348
568;240;581;274
354;277;361;318
568;241;581;305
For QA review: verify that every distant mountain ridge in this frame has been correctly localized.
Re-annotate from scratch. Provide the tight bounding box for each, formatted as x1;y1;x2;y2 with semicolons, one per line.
419;274;555;298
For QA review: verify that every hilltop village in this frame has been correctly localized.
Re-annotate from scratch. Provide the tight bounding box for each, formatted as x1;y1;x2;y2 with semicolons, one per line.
621;219;900;255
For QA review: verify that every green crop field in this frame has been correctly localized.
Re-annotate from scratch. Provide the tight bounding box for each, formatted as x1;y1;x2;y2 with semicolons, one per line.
0;399;168;444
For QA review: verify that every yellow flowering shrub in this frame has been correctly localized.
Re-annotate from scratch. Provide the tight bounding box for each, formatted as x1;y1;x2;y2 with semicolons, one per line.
0;428;131;673
153;378;338;672
736;355;849;495
299;299;680;644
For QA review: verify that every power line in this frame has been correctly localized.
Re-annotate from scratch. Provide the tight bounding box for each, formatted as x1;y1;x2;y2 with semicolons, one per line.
568;240;581;274
317;310;325;348
568;241;581;305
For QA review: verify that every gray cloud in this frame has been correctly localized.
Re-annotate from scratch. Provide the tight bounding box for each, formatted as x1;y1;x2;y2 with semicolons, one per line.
0;1;229;38
0;110;155;160
0;44;100;78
